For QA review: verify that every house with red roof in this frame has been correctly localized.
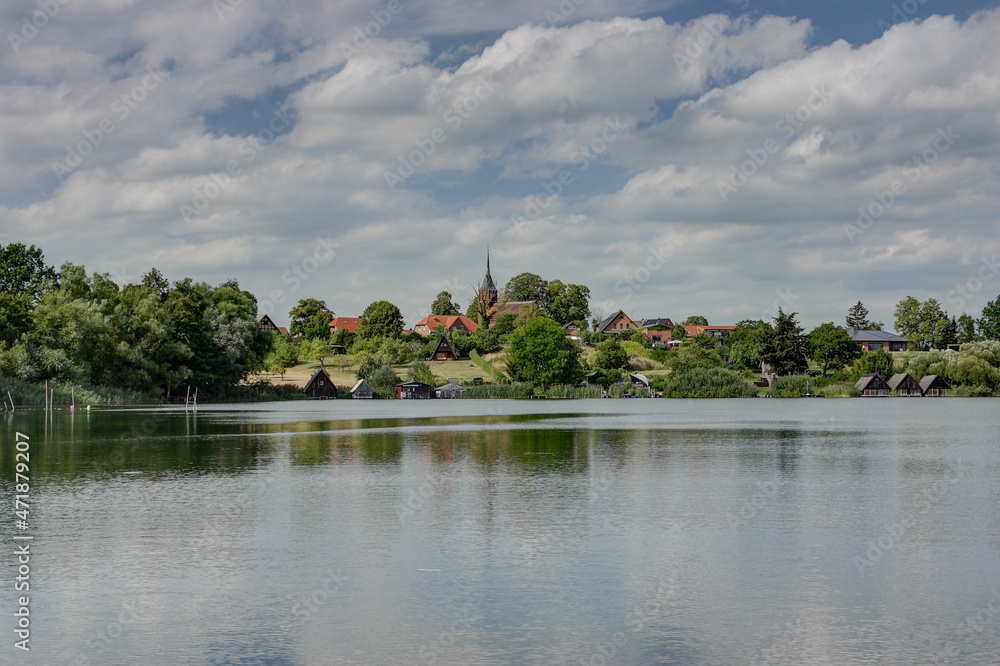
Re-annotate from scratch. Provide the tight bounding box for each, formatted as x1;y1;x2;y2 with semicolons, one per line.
413;315;480;336
328;316;362;335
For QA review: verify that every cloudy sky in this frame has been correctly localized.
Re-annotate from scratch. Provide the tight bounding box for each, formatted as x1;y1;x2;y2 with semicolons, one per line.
1;0;999;329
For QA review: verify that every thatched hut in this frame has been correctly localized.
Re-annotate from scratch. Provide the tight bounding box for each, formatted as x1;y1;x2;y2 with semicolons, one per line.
855;373;890;397
304;369;336;399
919;375;951;396
888;373;922;396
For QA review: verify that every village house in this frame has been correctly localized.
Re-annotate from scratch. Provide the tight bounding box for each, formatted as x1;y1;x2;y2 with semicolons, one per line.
329;316;362;335
563;322;582;340
594;310;637;334
845;326;911;352
414;315;480;336
256;314;280;333
429;335;457;361
684;325;738;341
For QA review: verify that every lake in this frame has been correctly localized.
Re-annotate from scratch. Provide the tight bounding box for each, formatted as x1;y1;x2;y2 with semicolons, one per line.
2;398;999;664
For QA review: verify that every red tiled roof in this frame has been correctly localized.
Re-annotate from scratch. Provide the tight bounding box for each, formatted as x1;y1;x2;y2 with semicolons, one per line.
414;315;480;335
328;316;362;333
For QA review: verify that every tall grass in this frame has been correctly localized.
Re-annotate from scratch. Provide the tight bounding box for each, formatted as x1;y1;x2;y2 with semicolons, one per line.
459;383;534;399
0;377;157;405
545;384;602;398
819;382;862;397
769;375;810;397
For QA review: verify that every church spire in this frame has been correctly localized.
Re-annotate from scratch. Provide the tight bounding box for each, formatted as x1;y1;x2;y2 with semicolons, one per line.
481;247;497;293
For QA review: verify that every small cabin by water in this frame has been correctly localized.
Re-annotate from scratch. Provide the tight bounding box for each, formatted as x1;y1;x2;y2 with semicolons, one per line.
350;379;374;399
304;369;337;399
397;381;431;400
435;382;468;399
919;374;952;396
888;373;922;396
855;373;890;397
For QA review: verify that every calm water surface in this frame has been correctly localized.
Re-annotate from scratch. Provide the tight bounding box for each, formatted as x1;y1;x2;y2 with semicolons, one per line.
1;398;999;665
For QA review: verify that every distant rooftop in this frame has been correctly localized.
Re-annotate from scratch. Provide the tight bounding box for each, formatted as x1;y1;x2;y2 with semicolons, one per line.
845;326;911;343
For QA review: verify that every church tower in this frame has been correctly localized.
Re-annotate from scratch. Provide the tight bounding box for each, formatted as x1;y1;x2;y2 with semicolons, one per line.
477;248;498;321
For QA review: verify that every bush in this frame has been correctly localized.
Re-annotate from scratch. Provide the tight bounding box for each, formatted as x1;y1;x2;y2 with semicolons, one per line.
369;365;400;388
544;384;602;398
661;368;757;398
769;375;811;397
850;348;896;381
819;382;862;397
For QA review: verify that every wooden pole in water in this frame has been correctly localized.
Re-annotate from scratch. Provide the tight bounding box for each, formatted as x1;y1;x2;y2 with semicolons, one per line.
193;387;198;410
8;392;13;411
45;380;49;411
185;385;191;411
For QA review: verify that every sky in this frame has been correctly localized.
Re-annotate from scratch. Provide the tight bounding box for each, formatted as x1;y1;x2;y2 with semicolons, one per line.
1;0;999;330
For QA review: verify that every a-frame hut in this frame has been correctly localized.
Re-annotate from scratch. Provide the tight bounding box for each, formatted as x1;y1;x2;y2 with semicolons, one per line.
854;373;890;397
304;369;336;399
430;334;457;361
888;373;922;396
350;379;374;399
919;375;952;396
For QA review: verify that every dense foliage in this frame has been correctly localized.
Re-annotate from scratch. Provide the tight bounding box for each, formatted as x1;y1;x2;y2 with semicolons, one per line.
505;317;583;386
0;254;272;398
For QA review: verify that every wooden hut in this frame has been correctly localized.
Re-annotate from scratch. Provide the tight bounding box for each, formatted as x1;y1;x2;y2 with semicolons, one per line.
304;369;337;399
888;373;922;396
350;379;374;399
430;335;457;361
435;382;468;399
854;373;890;397
397;381;431;399
919;374;951;396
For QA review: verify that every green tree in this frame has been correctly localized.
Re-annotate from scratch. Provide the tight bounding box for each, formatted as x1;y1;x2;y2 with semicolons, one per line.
807;322;861;375
505;317;583;387
761;309;808;375
942;316;959;348
894;296;949;350
726;319;773;371
846;301;874;329
672;323;687;341
289;298;334;339
357;300;404;340
141;267;170;301
503;272;548;304
957;313;979;343
0;293;32;346
979;296;1000;340
682;315;708;326
430;291;460;316
594;338;629;370
0;242;56;302
407;360;438;385
851;348;896;380
545;280;590;324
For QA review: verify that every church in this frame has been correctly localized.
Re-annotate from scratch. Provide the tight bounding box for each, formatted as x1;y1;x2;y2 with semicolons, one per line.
473;250;535;326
